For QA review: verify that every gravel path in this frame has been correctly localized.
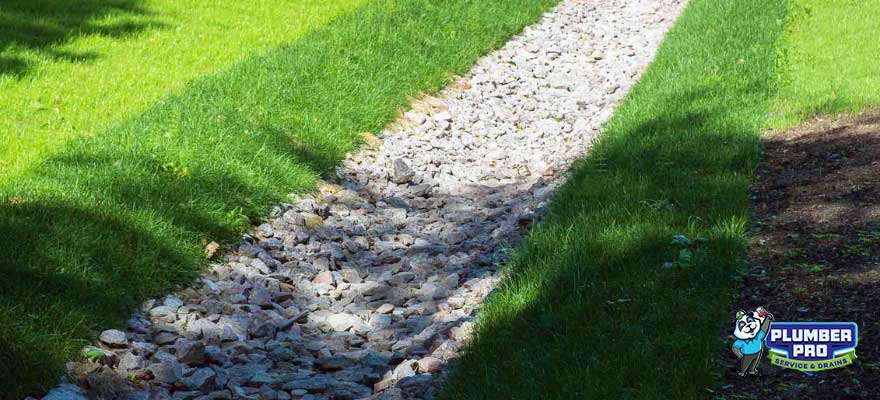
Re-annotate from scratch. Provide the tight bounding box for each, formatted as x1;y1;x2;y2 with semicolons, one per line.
43;1;685;399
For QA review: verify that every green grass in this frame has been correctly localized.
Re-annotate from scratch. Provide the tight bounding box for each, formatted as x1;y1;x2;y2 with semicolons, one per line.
0;0;362;180
769;0;880;127
0;0;558;397
439;0;787;398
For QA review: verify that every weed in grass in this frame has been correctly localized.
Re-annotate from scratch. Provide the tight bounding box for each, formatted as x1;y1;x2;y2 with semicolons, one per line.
661;235;708;270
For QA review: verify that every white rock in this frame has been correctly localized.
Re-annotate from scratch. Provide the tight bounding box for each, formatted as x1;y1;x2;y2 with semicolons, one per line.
376;303;395;314
326;313;358;332
432;111;452;122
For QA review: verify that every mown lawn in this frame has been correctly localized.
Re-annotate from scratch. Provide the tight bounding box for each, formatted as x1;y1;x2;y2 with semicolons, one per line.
0;0;558;397
439;0;787;398
769;0;880;127
0;0;363;180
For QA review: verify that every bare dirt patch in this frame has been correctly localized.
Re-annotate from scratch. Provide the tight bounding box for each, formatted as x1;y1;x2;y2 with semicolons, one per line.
720;111;880;399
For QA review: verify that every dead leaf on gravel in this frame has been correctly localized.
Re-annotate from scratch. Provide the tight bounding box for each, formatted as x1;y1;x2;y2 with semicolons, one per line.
204;241;220;259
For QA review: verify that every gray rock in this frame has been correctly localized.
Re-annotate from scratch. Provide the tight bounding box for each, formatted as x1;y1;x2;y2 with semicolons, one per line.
418;283;449;300
327;382;372;399
369;314;393;330
339;268;361;283
369;387;404;400
118;352;145;372
154;332;178;345
250;321;277;338
175;340;206;365
124;391;150;400
430;339;462;361
43;383;89;400
282;375;334;393
392;159;414;184
360;351;391;369
98;329;128;348
388;272;415;286
188;319;221;340
164;296;184;310
249;287;274;308
185;368;217;392
225;362;271;385
314;355;355;371
131;341;157;357
206;390;233;400
172;391;200;400
398;374;434;397
147;357;183;385
149;306;176;319
249;371;276;386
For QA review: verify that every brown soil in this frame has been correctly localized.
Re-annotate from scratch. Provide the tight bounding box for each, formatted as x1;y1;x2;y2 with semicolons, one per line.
719;111;880;399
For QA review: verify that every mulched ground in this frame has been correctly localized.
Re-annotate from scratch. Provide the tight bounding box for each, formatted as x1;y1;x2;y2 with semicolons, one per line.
718;111;880;399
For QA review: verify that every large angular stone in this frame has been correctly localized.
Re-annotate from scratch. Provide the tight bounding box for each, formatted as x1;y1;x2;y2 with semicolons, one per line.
147;356;183;385
392;159;415;184
314;355;356;371
417;356;444;373
98;329;128;348
175;340;206;365
326;313;365;333
118;352;146;372
185;368;217;392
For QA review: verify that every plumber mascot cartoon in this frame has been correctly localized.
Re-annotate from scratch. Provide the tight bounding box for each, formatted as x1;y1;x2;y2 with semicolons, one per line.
731;306;774;376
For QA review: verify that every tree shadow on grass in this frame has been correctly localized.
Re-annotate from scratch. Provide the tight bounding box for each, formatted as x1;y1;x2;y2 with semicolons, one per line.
0;9;375;390
440;88;765;399
0;106;333;398
0;200;196;398
0;0;162;77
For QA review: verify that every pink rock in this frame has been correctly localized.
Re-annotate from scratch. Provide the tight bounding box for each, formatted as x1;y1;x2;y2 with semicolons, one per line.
417;357;444;373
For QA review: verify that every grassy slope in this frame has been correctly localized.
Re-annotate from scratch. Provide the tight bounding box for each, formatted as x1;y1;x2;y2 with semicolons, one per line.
0;0;558;397
0;0;361;180
769;0;880;127
439;1;786;398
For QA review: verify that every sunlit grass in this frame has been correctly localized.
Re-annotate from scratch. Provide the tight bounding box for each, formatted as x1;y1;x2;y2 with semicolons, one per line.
0;0;363;180
0;0;559;397
769;0;880;127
